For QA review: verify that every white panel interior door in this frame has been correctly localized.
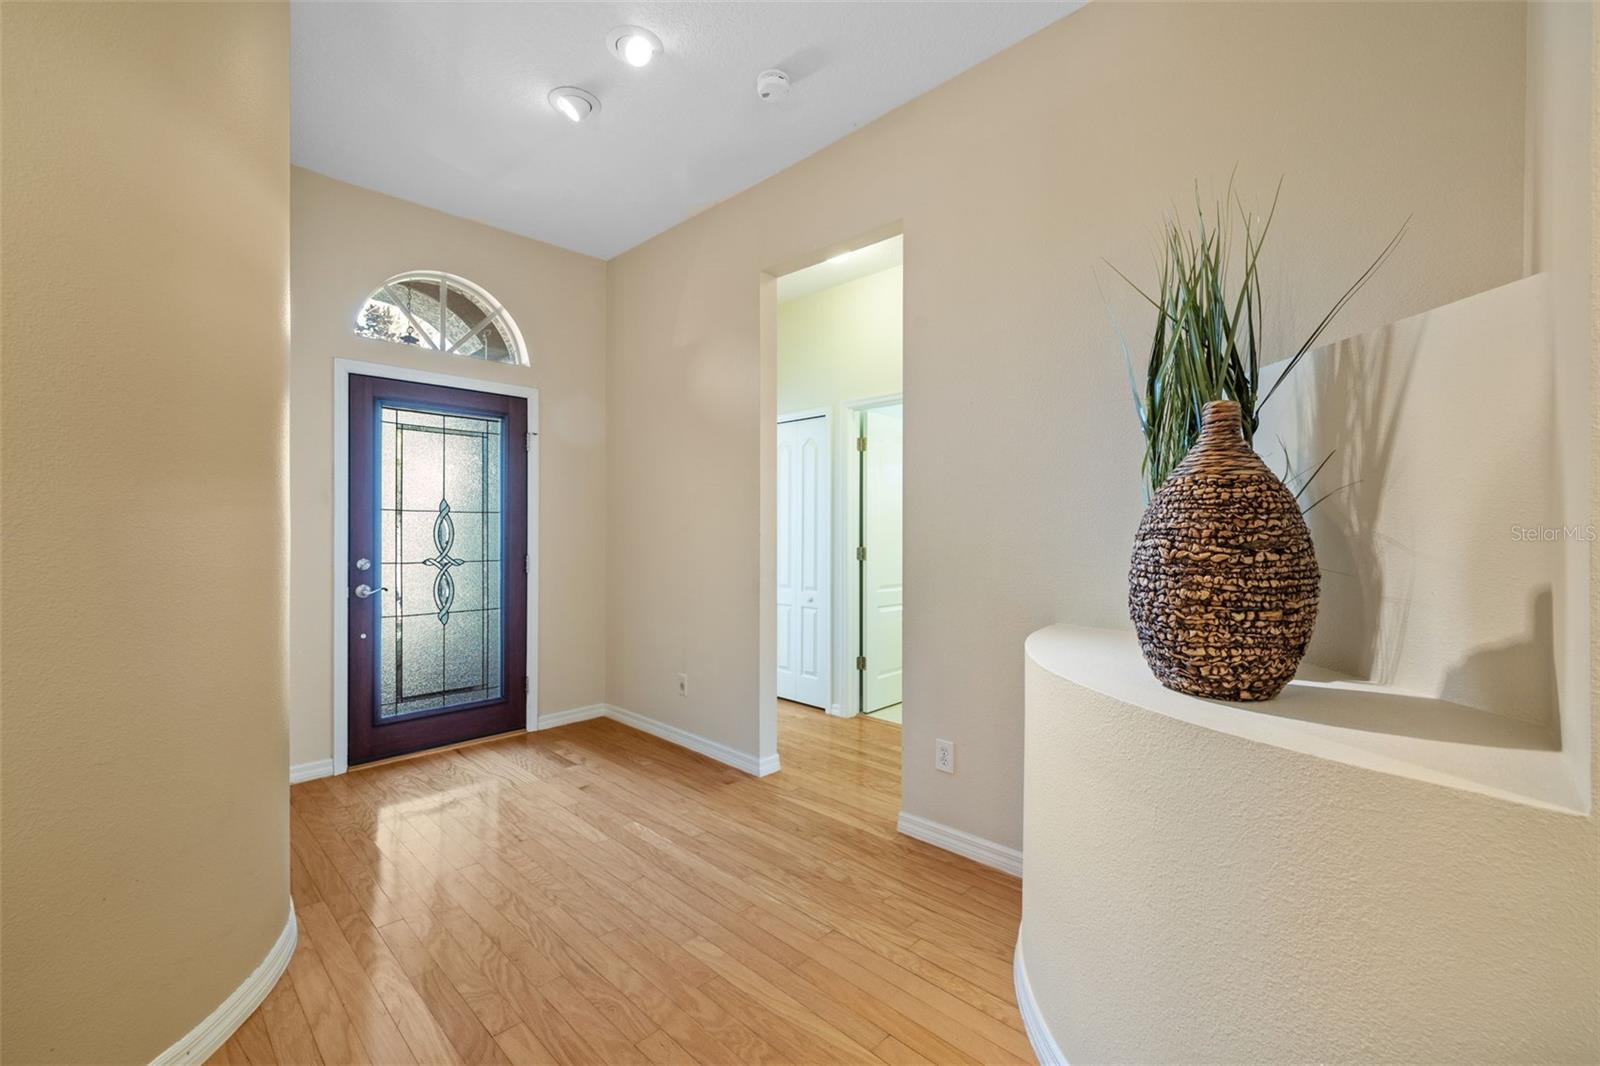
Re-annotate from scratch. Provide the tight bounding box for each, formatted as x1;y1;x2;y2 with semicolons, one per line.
862;404;903;712
776;416;831;707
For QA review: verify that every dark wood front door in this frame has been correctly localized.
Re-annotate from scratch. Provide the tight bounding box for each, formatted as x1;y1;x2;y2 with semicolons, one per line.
348;374;528;765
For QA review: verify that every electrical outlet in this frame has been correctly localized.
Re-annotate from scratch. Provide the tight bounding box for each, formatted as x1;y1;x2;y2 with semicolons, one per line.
935;739;955;774
676;672;689;697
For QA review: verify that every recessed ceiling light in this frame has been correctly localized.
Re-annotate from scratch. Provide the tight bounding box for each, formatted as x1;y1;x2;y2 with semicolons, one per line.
548;86;599;123
607;25;661;68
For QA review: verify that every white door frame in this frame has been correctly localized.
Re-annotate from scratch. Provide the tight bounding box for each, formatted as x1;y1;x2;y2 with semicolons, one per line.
776;408;832;709
332;358;539;775
836;392;902;717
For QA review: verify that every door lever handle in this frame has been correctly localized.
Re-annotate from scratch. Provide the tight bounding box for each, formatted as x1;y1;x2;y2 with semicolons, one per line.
353;584;387;599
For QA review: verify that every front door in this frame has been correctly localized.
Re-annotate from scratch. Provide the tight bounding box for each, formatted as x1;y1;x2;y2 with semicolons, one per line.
348;374;528;764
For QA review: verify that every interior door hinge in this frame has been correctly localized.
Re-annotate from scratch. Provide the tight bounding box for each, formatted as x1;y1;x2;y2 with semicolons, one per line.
524;676;530;695
856;545;866;562
524;553;529;574
856;436;867;453
856;655;866;671
526;432;533;452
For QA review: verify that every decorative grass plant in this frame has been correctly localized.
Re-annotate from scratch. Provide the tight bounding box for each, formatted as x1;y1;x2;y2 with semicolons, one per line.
1106;179;1407;497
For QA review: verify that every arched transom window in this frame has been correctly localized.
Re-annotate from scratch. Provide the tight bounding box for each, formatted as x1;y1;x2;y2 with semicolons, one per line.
354;271;527;365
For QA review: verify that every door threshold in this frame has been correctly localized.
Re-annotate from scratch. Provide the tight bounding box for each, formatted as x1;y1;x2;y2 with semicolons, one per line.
349;728;526;773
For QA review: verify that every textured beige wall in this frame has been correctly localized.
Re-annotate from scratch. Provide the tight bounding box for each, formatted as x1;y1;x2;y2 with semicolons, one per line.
288;169;608;767
1020;631;1598;1062
606;2;1528;845
0;3;291;1061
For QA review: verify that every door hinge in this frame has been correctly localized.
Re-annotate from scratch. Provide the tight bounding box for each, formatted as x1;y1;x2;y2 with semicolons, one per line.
526;432;533;452
856;545;866;562
524;675;530;695
856;436;867;453
856;655;866;671
524;553;529;574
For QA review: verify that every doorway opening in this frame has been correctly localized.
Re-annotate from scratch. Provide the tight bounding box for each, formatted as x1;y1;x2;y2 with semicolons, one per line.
772;234;903;748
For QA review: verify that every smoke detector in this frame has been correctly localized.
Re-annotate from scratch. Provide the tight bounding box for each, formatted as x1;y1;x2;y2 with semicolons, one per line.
755;69;791;102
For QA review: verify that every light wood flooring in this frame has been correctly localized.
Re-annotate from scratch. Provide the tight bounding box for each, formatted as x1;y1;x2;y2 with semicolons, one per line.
211;701;1027;1065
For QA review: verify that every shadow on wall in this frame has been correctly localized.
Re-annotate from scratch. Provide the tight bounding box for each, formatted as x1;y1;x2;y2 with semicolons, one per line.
1293;320;1422;690
1441;586;1559;741
1252;675;1557;751
1248;587;1558;750
1257;276;1563;736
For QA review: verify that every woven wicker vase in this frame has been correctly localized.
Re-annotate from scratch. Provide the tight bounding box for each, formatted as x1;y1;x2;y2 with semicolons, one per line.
1128;399;1319;701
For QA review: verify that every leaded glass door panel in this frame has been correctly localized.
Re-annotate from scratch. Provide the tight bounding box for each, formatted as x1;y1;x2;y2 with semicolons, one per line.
349;375;528;764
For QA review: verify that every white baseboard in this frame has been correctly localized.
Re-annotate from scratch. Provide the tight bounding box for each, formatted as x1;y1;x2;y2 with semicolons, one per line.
289;758;333;784
535;703;608;730
606;704;779;777
1013;941;1069;1066
150;904;297;1065
826;703;857;718
896;812;1023;876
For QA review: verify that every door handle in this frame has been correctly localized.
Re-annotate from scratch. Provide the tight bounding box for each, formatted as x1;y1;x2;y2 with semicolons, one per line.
353;584;387;599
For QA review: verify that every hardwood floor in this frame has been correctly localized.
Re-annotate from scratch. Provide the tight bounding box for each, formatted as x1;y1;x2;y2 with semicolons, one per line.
212;702;1027;1065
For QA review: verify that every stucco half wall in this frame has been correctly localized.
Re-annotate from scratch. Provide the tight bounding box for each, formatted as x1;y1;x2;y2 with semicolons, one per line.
1020;626;1598;1062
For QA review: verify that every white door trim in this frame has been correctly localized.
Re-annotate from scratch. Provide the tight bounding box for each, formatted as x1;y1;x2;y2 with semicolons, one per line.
331;358;539;776
837;392;902;717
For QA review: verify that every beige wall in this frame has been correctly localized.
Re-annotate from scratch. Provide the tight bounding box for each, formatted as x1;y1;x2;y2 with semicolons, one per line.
0;3;291;1061
288;169;608;768
606;2;1529;847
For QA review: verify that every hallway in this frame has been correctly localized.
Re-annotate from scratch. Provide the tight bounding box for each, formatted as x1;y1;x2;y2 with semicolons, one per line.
214;704;1026;1064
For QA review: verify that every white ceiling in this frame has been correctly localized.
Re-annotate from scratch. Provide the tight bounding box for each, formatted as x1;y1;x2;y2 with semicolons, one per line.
777;234;902;304
290;2;1081;260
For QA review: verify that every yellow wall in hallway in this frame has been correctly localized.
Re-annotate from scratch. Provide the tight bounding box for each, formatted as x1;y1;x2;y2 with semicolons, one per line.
777;265;903;417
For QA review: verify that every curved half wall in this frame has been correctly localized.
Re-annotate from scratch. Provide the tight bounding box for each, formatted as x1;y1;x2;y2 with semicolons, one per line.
1019;626;1597;1062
